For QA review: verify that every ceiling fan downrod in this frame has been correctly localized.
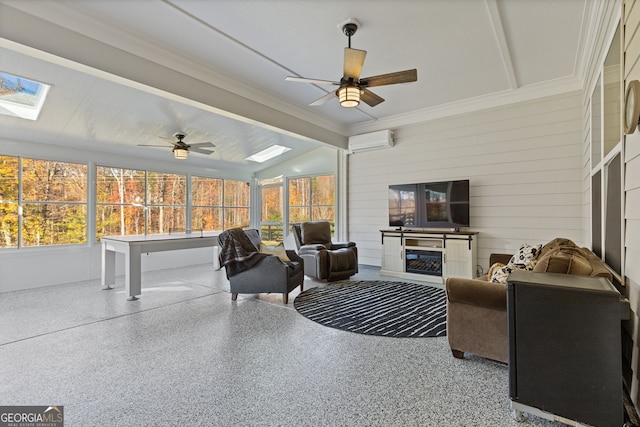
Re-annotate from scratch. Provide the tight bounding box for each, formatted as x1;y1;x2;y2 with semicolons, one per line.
342;22;358;48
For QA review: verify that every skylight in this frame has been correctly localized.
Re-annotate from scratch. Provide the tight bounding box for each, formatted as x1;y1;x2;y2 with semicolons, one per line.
245;145;292;163
0;71;50;121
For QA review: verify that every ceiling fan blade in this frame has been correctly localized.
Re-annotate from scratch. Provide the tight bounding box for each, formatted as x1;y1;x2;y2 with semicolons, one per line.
189;147;215;155
285;76;340;85
344;48;366;80
159;136;180;147
360;69;417;88
189;142;215;148
361;89;385;107
310;91;337;106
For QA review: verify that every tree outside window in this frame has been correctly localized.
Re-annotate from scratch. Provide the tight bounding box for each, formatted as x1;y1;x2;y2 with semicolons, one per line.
191;176;250;231
191;176;223;232
0;155;19;247
96;167;186;238
288;175;335;230
224;180;250;229
260;177;283;241
0;155;87;247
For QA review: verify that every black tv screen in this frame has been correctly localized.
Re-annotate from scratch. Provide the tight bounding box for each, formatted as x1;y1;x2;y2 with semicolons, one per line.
388;180;469;229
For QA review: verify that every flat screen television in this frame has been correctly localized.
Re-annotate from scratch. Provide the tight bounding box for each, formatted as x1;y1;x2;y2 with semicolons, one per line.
388;179;469;229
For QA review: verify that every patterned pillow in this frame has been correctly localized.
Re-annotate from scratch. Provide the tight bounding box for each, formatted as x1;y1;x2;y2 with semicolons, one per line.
490;265;513;284
508;243;543;270
488;262;506;279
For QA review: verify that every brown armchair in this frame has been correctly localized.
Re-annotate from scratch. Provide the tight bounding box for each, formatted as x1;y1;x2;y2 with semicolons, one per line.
445;238;613;363
291;222;358;281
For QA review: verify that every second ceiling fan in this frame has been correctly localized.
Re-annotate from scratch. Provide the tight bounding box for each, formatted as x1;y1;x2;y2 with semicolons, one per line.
138;133;214;160
286;19;417;108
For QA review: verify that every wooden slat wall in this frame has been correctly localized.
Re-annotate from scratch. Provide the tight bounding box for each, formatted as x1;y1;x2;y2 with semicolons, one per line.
624;0;640;408
348;92;583;272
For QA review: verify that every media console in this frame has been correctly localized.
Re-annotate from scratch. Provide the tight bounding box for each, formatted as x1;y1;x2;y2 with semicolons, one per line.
380;229;478;285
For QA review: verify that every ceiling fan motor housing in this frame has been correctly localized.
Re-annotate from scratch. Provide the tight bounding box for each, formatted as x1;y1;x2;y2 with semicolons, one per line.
342;22;358;37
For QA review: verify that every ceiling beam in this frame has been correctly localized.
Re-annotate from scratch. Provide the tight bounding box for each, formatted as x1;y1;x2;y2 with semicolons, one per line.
485;0;519;90
0;3;349;150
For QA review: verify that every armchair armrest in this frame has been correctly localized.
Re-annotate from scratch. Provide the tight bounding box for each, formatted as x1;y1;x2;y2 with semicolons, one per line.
298;244;328;255
285;249;303;263
331;241;356;250
445;277;506;310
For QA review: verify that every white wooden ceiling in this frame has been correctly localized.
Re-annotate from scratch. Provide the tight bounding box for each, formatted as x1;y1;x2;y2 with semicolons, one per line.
0;0;596;173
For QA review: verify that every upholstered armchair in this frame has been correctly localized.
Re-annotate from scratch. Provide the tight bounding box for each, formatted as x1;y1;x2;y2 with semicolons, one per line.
445;238;615;363
291;222;358;281
217;228;304;304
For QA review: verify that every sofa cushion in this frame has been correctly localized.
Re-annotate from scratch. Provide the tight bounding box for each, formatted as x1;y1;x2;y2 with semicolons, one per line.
533;248;593;275
540;237;578;256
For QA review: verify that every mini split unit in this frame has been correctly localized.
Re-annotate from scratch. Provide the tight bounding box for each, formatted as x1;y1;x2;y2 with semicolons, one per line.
348;129;395;154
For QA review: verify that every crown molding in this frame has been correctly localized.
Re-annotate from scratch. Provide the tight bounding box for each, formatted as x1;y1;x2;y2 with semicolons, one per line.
347;76;583;135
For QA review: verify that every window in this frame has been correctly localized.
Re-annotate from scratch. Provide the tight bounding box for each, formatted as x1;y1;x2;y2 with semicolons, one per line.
191;176;250;232
223;180;250;229
96;167;186;238
0;155;18;247
191;176;223;232
146;171;186;234
288;175;335;227
0;72;51;121
0;155;87;248
590;24;623;285
260;177;284;241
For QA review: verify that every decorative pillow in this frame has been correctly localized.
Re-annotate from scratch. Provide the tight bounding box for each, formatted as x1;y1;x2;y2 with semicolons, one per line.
533;250;592;276
260;243;291;262
490;265;513;284
508;243;543;270
487;262;506;279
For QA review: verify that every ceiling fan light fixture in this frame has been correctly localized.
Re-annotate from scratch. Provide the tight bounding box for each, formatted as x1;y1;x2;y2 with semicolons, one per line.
339;85;360;108
173;147;189;159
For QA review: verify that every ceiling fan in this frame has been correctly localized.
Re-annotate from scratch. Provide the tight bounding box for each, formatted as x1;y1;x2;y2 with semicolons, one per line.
137;133;215;160
286;19;417;108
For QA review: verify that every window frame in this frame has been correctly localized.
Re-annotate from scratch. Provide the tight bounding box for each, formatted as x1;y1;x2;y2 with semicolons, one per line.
0;154;89;249
589;22;625;287
287;173;336;231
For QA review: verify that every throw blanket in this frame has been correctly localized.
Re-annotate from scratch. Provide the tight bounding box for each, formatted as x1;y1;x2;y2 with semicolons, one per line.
217;228;268;278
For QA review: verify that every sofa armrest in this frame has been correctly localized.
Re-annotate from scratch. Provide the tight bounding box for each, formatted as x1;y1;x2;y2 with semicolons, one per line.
445;277;506;310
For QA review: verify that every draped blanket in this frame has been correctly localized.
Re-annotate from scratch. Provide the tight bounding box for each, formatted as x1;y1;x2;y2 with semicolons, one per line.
217;228;268;277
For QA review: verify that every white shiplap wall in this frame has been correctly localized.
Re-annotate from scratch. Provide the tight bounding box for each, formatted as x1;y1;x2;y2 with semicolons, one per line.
623;0;640;408
348;92;583;274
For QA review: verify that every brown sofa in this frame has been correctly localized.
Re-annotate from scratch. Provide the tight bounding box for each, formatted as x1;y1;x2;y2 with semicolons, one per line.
445;238;612;363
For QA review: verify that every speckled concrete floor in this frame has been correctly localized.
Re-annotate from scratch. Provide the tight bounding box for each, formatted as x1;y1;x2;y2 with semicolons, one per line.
0;265;563;426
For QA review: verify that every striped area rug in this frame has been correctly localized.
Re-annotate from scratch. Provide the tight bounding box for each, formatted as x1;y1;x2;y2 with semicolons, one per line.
293;280;446;337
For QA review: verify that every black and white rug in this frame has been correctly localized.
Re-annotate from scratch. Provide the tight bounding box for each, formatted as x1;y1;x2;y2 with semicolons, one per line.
293;280;446;338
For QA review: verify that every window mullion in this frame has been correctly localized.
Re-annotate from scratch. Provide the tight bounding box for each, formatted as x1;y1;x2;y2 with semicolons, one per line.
18;156;23;248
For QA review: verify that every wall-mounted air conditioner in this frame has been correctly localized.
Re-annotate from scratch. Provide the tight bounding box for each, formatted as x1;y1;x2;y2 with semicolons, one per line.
348;129;395;154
